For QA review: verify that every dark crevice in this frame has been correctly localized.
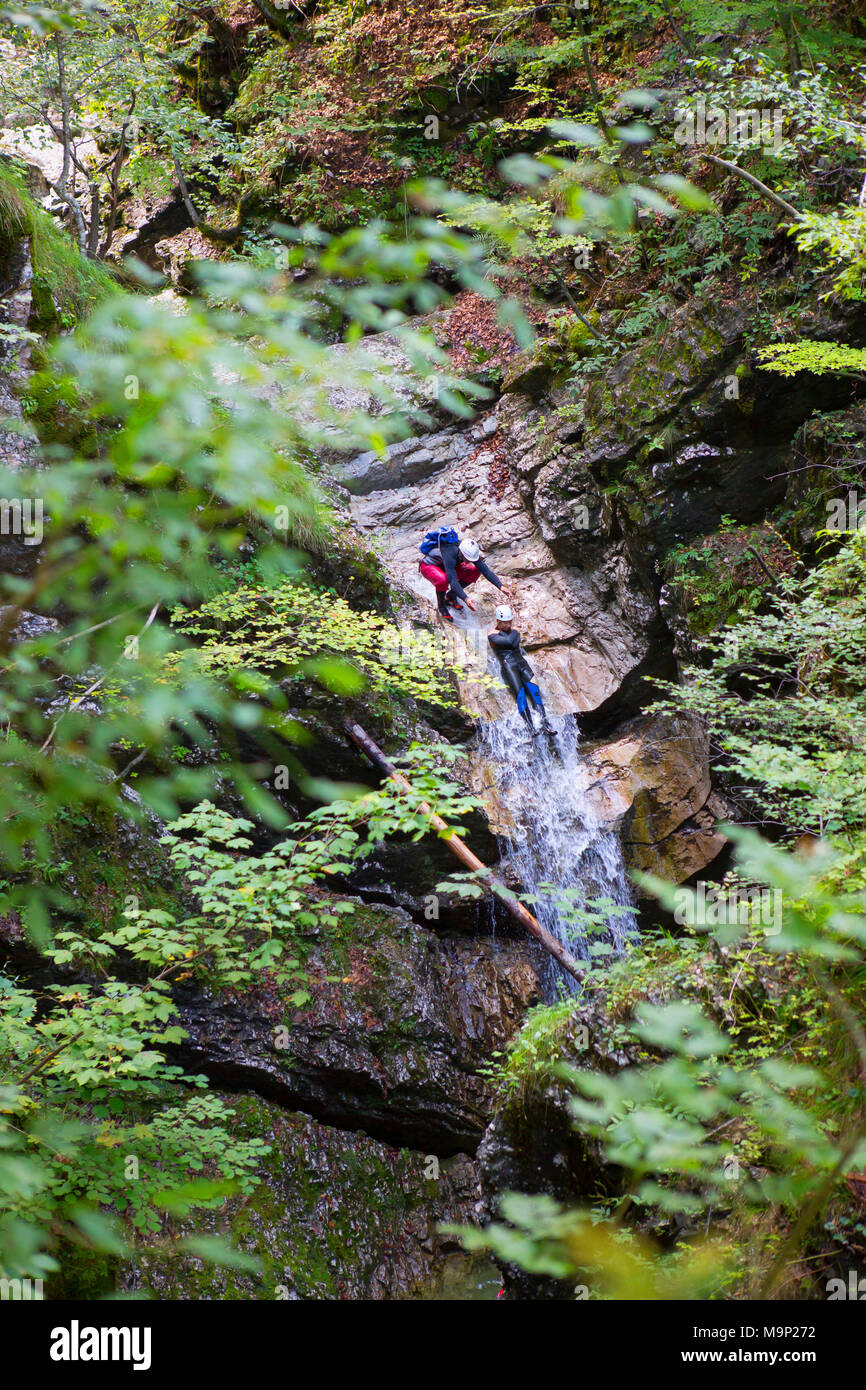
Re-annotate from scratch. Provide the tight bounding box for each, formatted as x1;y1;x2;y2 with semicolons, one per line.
170;1046;484;1159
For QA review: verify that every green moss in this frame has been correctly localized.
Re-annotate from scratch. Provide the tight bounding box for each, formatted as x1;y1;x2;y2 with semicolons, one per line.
0;167;29;245
481;996;588;1103
44;1242;119;1301
0;157;116;329
43;803;189;941
17;349;102;455
126;1095;457;1301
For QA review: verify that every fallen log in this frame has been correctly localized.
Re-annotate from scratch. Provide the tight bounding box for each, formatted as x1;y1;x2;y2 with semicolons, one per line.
343;720;586;985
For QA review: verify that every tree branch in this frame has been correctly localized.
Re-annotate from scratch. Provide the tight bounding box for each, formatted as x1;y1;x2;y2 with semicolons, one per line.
660;0;694;57
39;603;161;756
704;154;802;221
172;156;255;245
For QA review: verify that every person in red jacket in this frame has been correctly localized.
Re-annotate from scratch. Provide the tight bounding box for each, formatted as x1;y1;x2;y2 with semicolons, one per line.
418;529;511;622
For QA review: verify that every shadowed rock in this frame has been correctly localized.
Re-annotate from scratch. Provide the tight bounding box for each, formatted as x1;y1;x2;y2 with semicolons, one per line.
120;1093;482;1301
175;898;541;1155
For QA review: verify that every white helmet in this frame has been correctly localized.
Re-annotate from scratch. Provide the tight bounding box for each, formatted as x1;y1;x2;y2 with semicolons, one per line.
495;605;514;623
460;536;480;562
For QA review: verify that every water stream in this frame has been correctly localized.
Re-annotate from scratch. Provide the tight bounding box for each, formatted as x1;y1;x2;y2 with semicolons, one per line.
478;711;635;994
454;606;636;995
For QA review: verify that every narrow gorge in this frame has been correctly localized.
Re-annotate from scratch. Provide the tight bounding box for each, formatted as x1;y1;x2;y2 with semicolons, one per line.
1;0;866;1320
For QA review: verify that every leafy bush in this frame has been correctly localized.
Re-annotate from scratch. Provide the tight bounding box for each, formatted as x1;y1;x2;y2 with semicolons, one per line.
169;574;468;708
653;536;866;843
454;831;866;1299
0;750;481;1282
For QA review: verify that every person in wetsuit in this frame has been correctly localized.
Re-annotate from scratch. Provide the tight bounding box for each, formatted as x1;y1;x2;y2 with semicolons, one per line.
488;606;553;736
418;529;511;622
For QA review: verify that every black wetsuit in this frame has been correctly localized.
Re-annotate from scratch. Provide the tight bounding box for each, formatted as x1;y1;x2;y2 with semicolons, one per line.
488;628;549;731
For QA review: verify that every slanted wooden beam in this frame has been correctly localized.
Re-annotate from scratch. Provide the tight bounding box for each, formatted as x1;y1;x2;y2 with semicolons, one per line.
344;720;586;985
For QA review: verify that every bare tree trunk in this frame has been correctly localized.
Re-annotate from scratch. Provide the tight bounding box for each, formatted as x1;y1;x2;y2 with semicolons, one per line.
172;156;253;245
86;183;101;258
661;0;694;57
578;12;604;110
49;34;90;256
776;3;803;82
98;97;136;258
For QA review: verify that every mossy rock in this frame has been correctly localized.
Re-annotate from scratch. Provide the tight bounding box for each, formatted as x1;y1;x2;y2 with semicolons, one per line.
175;898;539;1153
0;156;114;330
122;1093;479;1301
501;345;556;399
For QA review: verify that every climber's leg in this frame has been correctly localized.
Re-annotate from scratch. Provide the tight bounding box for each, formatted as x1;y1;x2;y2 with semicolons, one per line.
523;681;554;736
515;684;536;731
418;560;449;594
419;561;453;622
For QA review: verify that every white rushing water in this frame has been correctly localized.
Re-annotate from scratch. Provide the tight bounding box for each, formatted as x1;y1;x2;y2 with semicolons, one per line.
477;711;636;995
451;604;636;996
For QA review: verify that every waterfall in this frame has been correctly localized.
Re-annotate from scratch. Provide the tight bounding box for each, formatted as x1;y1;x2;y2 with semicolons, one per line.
477;712;636;995
453;606;636;996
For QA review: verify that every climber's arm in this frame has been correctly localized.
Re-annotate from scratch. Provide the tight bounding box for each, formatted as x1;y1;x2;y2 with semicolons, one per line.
439;542;468;601
476;557;511;595
475;557;502;588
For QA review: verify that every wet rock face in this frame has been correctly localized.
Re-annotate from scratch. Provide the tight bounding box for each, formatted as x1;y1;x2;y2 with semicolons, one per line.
327;311;730;890
476;1101;606;1302
337;426;473;496
340;403;662;719
109;193;194;272
323;324;451;429
498;298;758;570
476;998;632;1301
469;710;727;892
544;296;863;561
0;607;58;643
122;1093;482;1301
176;899;541;1155
575;713;729;887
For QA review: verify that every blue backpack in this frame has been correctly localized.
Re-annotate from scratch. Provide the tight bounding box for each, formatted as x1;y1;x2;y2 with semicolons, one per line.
419;526;459;557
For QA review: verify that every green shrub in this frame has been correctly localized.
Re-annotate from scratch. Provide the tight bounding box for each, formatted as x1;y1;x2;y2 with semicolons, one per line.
0;158;115;327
